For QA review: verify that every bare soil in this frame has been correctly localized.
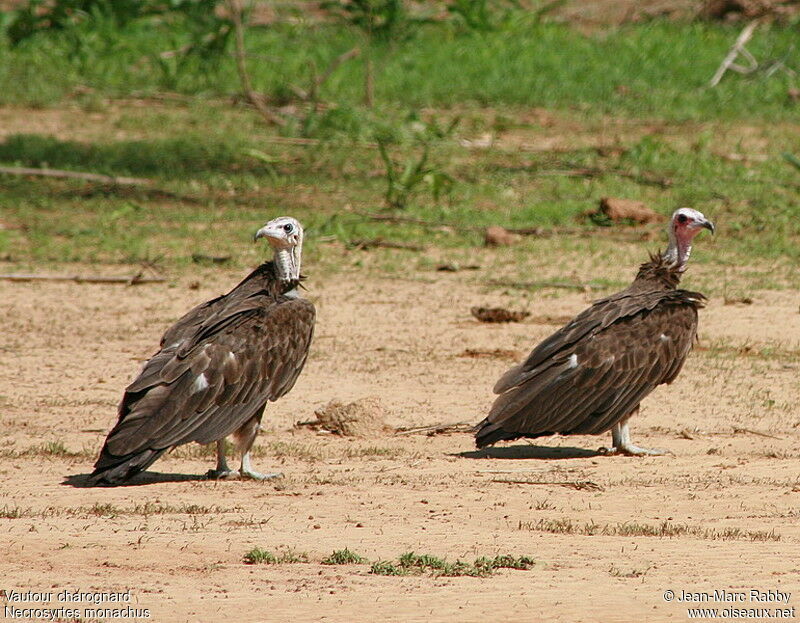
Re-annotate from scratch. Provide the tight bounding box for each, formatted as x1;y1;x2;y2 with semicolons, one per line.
1;262;798;622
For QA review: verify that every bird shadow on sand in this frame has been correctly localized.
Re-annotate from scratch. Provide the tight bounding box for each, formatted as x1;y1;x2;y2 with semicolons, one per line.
456;445;603;460
62;472;208;488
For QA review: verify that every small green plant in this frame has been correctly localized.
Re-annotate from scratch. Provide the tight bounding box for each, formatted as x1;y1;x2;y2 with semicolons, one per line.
474;554;536;572
369;560;406;575
40;440;75;456
321;548;367;565
243;547;308;565
377;117;458;209
370;552;535;577
0;506;24;519
322;0;428;42
446;0;516;32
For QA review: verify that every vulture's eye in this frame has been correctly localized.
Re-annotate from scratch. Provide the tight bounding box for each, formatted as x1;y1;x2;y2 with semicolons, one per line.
283;223;294;233
677;214;688;224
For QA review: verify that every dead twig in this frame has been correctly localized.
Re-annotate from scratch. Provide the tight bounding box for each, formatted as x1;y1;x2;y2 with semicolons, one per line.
227;0;287;127
0;166;151;186
710;20;760;87
491;479;604;491
347;238;425;251
358;212;583;237
292;48;361;102
394;422;474;436
732;426;783;440
359;212;474;231
537;167;672;188
158;28;231;59
0;273;165;285
487;279;604;292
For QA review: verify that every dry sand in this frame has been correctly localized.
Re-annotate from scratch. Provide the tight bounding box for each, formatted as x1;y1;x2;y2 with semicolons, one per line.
1;265;798;622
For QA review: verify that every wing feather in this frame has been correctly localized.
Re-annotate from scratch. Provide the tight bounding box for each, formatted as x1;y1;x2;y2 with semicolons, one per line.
478;290;700;446
98;294;315;466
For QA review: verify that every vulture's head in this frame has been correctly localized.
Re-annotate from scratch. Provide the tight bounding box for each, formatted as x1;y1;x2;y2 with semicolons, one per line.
254;216;305;282
664;208;714;271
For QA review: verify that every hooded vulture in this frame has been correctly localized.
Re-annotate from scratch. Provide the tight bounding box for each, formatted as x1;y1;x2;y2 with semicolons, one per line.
90;216;315;485
475;208;714;455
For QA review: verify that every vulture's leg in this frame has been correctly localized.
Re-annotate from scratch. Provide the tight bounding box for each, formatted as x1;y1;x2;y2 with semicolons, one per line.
602;408;670;456
234;410;283;481
206;439;239;479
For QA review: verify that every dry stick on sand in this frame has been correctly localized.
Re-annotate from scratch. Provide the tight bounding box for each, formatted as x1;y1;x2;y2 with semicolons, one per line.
0;273;165;285
490;479;605;491
227;0;287;127
347;238;426;251
0;166;152;186
394;422;474;436
732;427;783;440
710;20;760;87
358;212;585;237
487;278;605;292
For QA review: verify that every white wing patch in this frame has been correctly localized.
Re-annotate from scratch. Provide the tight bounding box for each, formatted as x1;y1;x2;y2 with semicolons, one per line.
191;373;209;393
567;354;578;368
660;333;670;342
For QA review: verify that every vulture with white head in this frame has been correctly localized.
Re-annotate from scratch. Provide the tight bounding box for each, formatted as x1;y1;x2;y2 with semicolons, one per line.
90;216;315;485
475;208;714;455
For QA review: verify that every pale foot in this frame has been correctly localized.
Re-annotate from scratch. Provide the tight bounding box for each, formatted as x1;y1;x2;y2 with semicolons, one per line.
598;444;672;457
240;469;283;481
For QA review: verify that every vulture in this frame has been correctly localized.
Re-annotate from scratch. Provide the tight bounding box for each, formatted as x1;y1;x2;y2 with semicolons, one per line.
475;208;714;455
90;216;315;485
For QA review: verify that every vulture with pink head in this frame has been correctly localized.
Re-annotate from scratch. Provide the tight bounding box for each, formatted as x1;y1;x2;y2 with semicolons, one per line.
90;216;315;485
475;208;714;455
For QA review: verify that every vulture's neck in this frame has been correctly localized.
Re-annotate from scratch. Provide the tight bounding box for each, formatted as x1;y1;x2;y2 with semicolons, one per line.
264;247;301;299
632;227;694;290
633;252;682;290
273;247;301;289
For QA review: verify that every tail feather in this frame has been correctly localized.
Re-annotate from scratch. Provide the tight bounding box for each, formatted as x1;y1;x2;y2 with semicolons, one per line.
474;418;521;449
474;418;555;449
89;446;168;486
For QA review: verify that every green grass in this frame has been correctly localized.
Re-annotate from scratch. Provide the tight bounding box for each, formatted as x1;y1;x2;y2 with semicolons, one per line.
517;518;780;542
0;7;798;286
370;552;536;576
1;10;798;120
243;547;308;565
321;548;368;565
240;547;535;575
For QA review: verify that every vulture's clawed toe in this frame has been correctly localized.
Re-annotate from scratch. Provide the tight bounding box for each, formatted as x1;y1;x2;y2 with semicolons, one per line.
598;444;672;457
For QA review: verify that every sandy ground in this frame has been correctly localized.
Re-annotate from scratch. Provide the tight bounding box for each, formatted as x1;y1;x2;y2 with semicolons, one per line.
1;261;799;623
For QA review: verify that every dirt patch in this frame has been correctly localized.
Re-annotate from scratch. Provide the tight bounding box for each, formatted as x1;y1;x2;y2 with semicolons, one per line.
306;397;391;437
470;306;530;323
1;264;799;622
586;197;667;226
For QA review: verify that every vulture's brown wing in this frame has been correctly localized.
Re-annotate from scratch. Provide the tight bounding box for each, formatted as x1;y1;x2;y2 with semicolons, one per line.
93;295;314;480
158;264;277;349
477;290;702;447
159;295;224;349
494;288;671;394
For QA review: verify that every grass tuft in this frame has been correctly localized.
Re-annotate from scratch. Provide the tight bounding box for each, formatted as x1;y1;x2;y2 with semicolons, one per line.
369;560;407;576
243;547;308;565
518;518;780;542
321;548;367;565
370;551;535;577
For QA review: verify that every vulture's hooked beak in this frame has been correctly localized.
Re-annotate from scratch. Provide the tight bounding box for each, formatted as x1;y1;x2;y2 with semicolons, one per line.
700;218;715;235
254;224;281;243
